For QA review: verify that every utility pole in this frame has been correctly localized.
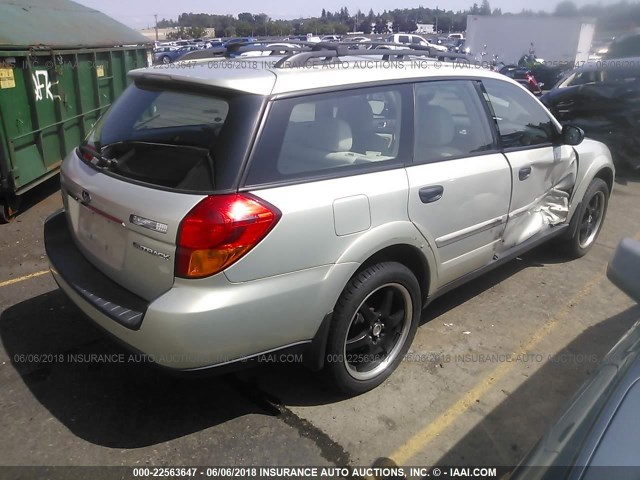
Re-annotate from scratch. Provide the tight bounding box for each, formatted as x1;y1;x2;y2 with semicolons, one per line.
154;14;158;41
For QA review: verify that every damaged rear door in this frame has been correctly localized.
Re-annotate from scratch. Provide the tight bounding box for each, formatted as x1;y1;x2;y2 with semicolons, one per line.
481;79;577;249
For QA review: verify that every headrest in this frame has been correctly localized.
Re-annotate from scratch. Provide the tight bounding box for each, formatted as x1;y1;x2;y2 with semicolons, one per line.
302;118;353;152
337;97;374;129
417;105;455;147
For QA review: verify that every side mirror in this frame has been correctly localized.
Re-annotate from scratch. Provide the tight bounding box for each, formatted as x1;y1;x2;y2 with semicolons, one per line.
608;238;640;304
561;125;585;146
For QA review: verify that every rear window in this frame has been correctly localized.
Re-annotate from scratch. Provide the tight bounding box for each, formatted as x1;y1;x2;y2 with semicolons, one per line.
83;83;263;192
131;90;229;130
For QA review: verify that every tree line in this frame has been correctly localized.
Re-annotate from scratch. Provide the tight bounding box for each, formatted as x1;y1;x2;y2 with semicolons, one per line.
157;3;491;37
156;1;640;38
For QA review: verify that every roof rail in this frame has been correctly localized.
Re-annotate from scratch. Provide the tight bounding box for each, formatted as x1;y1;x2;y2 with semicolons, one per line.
273;46;472;69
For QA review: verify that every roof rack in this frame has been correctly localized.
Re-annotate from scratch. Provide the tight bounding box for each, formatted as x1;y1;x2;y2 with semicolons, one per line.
177;40;472;67
179;40;319;61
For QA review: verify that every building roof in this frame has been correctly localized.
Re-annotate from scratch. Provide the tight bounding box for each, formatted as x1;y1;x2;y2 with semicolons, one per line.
0;0;150;50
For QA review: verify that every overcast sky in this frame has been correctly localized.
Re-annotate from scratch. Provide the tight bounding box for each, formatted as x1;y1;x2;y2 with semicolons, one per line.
75;0;624;29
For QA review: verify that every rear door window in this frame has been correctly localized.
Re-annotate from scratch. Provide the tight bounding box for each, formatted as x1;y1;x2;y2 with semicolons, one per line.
414;80;496;163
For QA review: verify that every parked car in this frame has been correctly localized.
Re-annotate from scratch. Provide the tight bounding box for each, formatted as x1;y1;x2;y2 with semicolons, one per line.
153;45;198;64
222;37;257;48
346;36;370;43
238;43;303;57
321;35;341;42
541;58;640;170
443;38;468;54
515;52;567;89
603;33;640;59
500;65;543;94
386;33;448;52
203;40;223;49
283;35;308;41
44;48;614;395
152;46;178;64
510;238;640;478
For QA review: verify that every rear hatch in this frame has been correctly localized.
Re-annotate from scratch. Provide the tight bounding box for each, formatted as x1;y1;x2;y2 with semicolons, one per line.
60;81;265;301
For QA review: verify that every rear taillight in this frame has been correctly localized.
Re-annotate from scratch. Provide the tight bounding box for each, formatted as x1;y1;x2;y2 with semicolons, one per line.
176;193;281;278
78;143;98;162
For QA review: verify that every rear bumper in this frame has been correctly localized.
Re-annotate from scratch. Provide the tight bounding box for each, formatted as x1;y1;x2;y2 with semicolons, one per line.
45;210;148;330
44;210;353;370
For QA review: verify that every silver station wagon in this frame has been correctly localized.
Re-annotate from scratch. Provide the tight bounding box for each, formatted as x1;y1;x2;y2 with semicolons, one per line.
44;48;615;394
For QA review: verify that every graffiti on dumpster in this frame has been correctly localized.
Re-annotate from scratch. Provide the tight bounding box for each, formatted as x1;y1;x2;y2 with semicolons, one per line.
32;70;60;101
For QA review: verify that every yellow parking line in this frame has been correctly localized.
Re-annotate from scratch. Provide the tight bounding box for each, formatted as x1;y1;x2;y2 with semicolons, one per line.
389;232;640;464
0;270;49;288
390;270;606;465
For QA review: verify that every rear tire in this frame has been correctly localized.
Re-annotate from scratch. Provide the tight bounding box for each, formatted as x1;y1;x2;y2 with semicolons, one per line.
324;262;421;395
562;178;609;258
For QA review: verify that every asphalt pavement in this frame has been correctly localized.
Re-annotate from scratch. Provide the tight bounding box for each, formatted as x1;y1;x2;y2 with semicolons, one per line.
1;170;639;472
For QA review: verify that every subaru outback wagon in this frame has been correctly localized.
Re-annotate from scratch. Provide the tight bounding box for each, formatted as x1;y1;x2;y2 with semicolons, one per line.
44;49;615;394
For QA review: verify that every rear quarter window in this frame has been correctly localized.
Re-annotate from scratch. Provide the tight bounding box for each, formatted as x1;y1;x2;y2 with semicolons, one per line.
245;85;413;186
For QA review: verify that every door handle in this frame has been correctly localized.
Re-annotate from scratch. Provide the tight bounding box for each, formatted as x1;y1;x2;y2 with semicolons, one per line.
519;166;532;181
419;185;444;204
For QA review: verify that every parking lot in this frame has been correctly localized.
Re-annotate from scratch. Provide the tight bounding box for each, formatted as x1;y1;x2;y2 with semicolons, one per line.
1;168;639;470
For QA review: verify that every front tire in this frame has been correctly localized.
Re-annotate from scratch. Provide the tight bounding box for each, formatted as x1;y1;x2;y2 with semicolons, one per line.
563;178;609;258
324;262;422;395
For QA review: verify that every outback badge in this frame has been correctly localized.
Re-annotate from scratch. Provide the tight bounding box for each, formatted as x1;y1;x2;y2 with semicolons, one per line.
133;242;170;261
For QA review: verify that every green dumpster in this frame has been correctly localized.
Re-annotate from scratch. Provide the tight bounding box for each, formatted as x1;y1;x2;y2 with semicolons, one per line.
0;0;152;222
